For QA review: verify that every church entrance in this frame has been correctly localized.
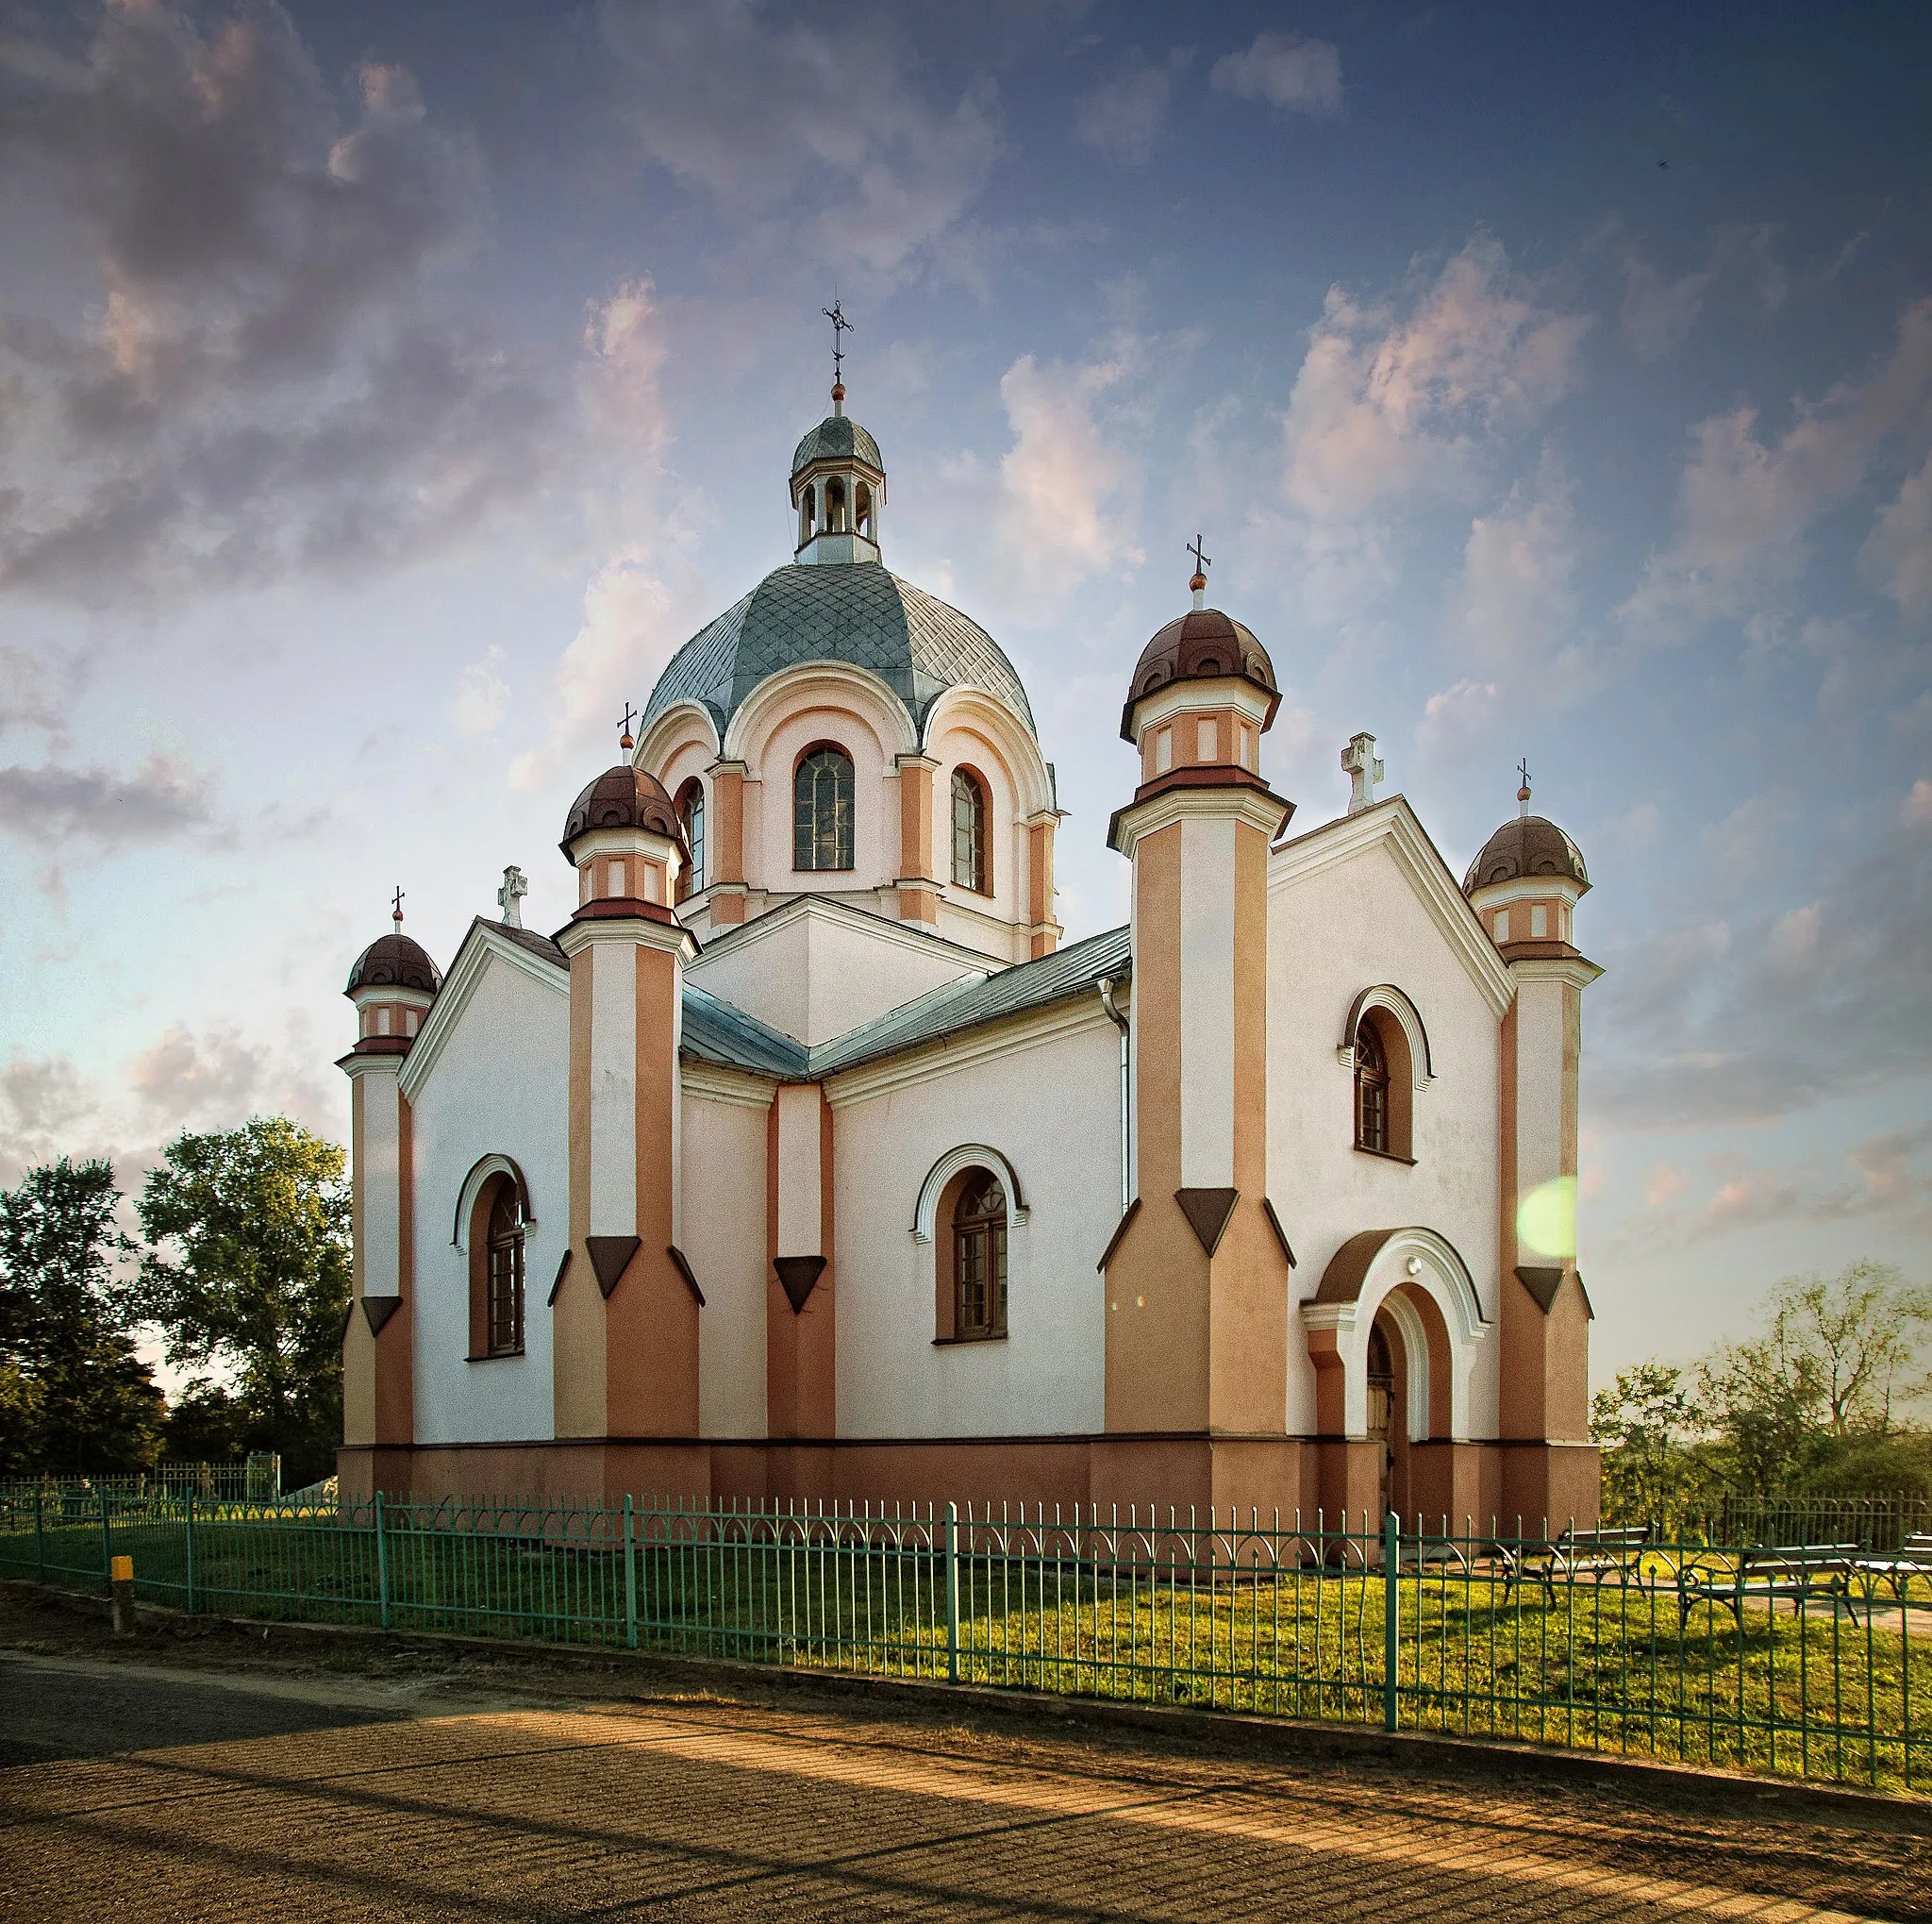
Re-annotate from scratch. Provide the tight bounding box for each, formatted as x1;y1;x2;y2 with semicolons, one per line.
1366;1314;1414;1521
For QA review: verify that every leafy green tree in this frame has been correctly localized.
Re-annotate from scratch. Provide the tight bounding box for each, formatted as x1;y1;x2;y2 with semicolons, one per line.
1591;1362;1705;1526
0;1157;165;1475
134;1119;350;1486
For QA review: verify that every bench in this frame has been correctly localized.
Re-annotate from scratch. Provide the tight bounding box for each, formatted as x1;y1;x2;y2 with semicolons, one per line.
1499;1525;1654;1606
1852;1532;1932;1601
1676;1544;1859;1626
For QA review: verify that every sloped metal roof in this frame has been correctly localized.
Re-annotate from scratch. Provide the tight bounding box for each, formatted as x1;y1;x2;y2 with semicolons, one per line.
642;562;1035;742
681;980;810;1078
791;412;883;476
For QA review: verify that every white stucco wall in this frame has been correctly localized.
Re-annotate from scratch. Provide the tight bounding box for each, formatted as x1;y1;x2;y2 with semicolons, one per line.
1268;829;1505;1439
687;901;988;1046
828;1009;1120;1439
680;1087;770;1437
408;949;569;1446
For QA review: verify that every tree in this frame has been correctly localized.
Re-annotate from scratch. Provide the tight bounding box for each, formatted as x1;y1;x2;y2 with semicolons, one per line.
0;1158;165;1475
133;1118;350;1486
1698;1261;1931;1495
1590;1363;1712;1528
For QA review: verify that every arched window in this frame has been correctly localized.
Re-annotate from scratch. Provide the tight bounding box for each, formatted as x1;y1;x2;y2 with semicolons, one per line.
794;746;855;872
826;476;847;533
855;481;874;539
952;1170;1008;1339
486;1184;525;1355
799;486;815;546
951;767;989;893
676;779;705;903
1354;1018;1390;1156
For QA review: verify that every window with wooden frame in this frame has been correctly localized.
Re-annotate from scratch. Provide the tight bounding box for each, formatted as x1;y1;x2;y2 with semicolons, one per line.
950;766;989;893
793;745;855;871
1351;1009;1415;1161
468;1171;527;1360
675;779;705;903
952;1171;1008;1340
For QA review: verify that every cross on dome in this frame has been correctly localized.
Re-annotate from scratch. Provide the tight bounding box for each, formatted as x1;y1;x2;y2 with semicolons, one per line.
1187;535;1211;609
1517;758;1533;818
823;296;852;395
391;886;404;929
620;702;638;751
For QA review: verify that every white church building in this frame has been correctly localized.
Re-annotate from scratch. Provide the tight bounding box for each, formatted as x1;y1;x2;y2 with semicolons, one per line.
339;373;1603;1528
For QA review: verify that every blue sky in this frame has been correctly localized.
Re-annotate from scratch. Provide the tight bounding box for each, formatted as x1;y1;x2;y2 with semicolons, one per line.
2;0;1928;1389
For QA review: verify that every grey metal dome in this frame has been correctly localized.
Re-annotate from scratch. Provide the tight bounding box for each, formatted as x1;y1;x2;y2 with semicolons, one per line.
791;413;883;477
643;563;1036;741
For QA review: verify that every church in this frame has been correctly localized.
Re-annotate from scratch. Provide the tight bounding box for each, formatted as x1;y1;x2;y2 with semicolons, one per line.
337;367;1603;1530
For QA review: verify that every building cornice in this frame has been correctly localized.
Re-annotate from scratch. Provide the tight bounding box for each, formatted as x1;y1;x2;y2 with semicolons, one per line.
686;891;995;981
1508;955;1606;989
1108;778;1292;856
680;1060;779;1110
1269;797;1516;1018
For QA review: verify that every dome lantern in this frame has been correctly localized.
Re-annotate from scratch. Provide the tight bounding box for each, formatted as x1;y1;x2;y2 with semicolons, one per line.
561;760;689;917
791;301;884;565
1463;763;1591;958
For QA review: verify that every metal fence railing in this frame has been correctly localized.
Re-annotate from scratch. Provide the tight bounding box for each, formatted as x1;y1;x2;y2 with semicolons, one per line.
2;1491;1924;1796
0;1456;282;1506
1602;1487;1932;1553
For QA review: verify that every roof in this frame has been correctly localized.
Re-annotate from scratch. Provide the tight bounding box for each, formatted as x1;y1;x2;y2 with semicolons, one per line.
1463;814;1590;895
807;924;1130;1078
346;931;441;995
1124;606;1280;740
643;562;1036;742
448;915;1126;1084
791;412;883;477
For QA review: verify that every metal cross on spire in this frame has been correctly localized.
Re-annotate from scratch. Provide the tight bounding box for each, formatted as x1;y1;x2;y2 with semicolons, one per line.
391;886;405;929
620;702;638;750
824;297;852;384
1187;534;1211;580
1517;758;1533;818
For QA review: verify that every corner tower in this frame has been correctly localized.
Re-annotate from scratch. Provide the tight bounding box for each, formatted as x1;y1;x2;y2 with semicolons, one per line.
1099;552;1299;1519
1464;771;1603;1527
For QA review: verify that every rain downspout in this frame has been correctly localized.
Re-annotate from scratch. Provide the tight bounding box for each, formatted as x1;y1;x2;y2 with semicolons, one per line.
1097;976;1130;1216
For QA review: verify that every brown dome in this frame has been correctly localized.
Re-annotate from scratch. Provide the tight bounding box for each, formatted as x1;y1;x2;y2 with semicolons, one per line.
1462;815;1590;896
345;933;441;996
560;763;684;856
1121;608;1280;741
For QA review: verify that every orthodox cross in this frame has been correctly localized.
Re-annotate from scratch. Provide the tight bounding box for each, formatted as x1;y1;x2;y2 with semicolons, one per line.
620;701;638;749
391;886;405;929
824;297;852;383
1517;757;1532;816
1341;732;1385;815
497;864;528;930
1187;534;1211;580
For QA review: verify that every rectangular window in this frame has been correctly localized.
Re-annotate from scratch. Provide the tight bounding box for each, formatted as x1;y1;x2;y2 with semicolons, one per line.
955;1223;1009;1337
1154;728;1173;774
1530;904;1548;938
1197;718;1218;762
487;1238;525;1355
1493;910;1509;943
607;859;626;897
405;1010;418;1036
643;862;660;903
376;1007;391;1036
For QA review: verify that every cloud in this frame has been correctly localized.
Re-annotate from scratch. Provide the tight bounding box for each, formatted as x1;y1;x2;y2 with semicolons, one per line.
991;349;1144;611
1618;225;1784;361
0;752;213;845
1415;678;1500;760
1210;31;1342;118
1621;299;1932;644
1645;1163;1690;1208
1275;235;1589;614
1074;54;1189;165
1903;778;1932;828
597;0;1000;286
0;2;558;604
1445;455;1583;677
452;647;510;737
1859;447;1932;621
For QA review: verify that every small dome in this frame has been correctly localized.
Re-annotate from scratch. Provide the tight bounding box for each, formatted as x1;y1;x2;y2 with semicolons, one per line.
791;413;883;477
560;763;683;854
1121;607;1280;741
345;933;441;996
1463;815;1590;895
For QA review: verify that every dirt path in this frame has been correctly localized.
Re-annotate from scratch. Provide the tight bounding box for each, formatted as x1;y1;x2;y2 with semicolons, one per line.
1;1586;1926;1921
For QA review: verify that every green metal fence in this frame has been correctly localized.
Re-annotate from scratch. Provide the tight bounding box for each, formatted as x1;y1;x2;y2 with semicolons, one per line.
2;1491;1924;1796
0;1456;282;1505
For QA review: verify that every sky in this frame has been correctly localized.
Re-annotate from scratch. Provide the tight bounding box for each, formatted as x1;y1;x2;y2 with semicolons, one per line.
2;0;1929;1394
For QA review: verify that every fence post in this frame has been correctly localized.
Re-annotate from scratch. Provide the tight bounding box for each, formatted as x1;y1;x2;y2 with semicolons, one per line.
185;1488;196;1614
624;1494;638;1651
1382;1510;1399;1733
99;1488;112;1592
944;1501;960;1685
34;1487;44;1584
375;1489;391;1631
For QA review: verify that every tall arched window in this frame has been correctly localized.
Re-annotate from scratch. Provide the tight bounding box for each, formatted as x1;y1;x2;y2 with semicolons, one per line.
1354;1018;1390;1156
798;486;815;546
676;779;705;903
794;746;855;872
855;481;874;539
951;767;989;893
952;1171;1008;1339
825;476;847;533
484;1181;525;1356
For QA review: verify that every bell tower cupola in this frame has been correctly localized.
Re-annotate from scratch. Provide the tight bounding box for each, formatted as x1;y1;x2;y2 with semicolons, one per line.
791;299;885;566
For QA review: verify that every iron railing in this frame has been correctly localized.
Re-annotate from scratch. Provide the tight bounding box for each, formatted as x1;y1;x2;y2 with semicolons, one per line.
0;1455;282;1505
1;1490;1924;1796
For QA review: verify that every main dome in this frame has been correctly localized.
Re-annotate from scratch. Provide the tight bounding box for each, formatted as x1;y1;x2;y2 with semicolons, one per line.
643;562;1036;741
